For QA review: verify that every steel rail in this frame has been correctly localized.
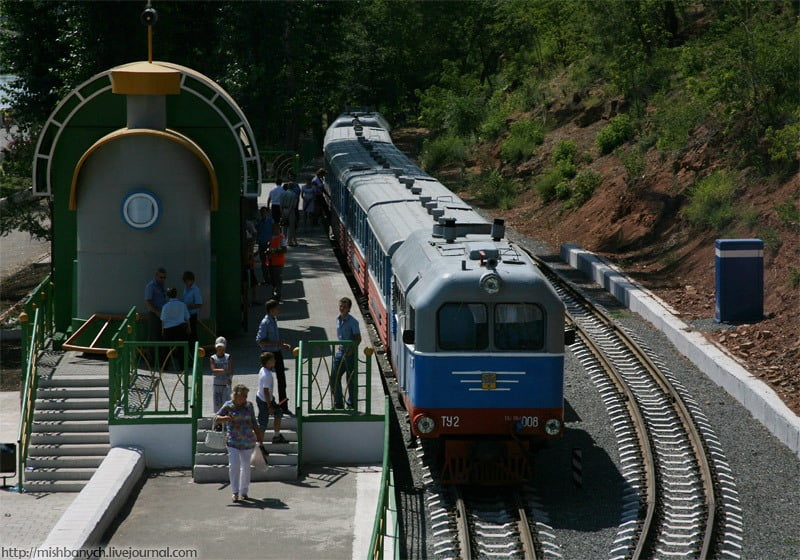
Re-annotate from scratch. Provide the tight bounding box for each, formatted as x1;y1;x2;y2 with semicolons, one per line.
454;489;473;560
514;493;539;560
570;318;658;558
532;251;718;558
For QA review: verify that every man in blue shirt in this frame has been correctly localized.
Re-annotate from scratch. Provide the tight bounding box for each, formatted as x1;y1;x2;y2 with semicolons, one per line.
331;297;361;409
256;299;293;415
182;270;203;350
144;267;167;341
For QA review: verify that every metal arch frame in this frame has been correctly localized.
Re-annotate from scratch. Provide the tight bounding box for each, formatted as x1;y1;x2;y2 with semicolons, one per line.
32;62;261;198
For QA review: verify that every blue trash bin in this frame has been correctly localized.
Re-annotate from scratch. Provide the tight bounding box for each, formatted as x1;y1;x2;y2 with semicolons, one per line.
715;239;764;323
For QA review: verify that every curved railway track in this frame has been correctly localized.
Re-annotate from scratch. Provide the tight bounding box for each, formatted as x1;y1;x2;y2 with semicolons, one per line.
532;252;744;559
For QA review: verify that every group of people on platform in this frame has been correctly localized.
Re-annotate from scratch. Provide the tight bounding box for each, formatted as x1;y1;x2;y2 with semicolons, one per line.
244;168;328;305
142;166;360;502
144;268;202;369
215;296;361;502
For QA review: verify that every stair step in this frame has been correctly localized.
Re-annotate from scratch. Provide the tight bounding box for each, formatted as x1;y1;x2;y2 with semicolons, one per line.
28;443;110;457
26;455;105;468
33;420;108;433
34;409;108;421
193;464;297;483
30;432;110;445
197;416;298;430
36;398;108;410
38;377;108;388
25;468;95;481
37;387;109;399
195;438;298;454
22;480;87;493
195;452;298;467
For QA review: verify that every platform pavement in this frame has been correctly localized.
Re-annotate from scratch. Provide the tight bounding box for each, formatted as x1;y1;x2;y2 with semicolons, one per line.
0;212;385;556
102;218;385;559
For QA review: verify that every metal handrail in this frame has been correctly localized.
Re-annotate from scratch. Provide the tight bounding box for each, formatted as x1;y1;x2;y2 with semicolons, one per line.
298;340;372;414
190;342;204;474
15;308;41;493
369;396;395;559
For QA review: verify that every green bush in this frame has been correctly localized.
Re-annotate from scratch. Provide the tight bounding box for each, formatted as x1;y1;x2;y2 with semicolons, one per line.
421;134;467;171
765;118;800;164
556;159;577;179
774;199;800;230
552;140;577;165
554;180;571;201
500;120;544;162
534;169;562;202
651;92;708;151
568;169;601;207
475;169;516;208
618;147;645;186
683;171;738;230
596;114;635;154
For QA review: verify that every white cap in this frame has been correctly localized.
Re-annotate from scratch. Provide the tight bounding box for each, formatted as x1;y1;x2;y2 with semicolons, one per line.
215;336;227;348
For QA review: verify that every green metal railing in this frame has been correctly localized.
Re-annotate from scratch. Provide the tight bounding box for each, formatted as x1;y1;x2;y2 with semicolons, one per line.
15;308;42;493
297;340;374;414
14;274;55;493
369;396;399;560
107;308;201;424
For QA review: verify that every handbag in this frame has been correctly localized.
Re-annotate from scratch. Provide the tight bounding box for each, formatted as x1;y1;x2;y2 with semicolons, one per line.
204;417;227;450
251;443;269;469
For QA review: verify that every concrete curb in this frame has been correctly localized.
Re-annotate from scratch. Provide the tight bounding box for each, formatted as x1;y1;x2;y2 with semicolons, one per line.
560;243;800;458
38;446;145;557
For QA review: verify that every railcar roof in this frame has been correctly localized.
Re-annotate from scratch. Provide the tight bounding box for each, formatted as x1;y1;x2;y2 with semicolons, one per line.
324;125;392;146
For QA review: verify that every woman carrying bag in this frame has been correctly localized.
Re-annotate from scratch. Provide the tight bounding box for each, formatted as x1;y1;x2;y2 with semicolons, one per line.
215;384;266;502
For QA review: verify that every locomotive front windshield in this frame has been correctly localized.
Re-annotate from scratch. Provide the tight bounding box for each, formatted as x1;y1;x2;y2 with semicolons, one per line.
437;302;545;351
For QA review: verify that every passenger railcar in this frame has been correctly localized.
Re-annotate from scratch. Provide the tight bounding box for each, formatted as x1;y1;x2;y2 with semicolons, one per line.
323;111;568;483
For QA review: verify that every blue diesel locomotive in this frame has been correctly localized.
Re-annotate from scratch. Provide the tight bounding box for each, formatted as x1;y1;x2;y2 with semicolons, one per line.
323;111;568;482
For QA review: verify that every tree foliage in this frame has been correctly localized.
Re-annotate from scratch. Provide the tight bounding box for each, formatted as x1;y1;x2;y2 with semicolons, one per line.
0;0;797;238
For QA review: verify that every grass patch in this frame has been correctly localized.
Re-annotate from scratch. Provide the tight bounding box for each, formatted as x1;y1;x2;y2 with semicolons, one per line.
421;134;467;171
472;169;517;209
596;113;635;154
500;120;544;162
683;170;738;230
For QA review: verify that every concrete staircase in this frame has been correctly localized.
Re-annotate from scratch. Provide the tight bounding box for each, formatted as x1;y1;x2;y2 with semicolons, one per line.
193;416;298;483
24;376;110;492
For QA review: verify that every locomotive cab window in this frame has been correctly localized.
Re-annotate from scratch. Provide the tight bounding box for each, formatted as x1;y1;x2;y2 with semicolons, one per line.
495;303;545;350
438;303;488;350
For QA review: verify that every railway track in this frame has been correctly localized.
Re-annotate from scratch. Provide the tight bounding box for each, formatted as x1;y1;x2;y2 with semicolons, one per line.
533;253;744;559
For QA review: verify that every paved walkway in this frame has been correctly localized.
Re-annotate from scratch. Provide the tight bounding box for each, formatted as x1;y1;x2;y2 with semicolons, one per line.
0;202;384;555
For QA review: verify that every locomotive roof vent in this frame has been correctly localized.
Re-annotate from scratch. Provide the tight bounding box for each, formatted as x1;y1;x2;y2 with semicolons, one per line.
392;168;403;177
431;207;445;219
425;201;438;214
419;195;431;204
443;217;457;243
399;176;415;188
491;218;506;241
354;125;363;136
411;186;422;195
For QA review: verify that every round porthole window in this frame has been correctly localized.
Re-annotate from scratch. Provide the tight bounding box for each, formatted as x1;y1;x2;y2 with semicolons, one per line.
121;190;160;230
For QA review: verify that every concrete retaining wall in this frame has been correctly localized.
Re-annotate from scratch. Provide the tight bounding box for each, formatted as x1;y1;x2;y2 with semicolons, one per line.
38;447;145;558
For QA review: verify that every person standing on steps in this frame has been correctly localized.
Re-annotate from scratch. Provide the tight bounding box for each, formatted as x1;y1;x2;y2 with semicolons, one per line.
256;299;293;416
255;351;287;444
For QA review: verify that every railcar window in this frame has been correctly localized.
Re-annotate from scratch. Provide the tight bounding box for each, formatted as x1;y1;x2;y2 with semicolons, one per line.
494;303;545;350
438;303;488;350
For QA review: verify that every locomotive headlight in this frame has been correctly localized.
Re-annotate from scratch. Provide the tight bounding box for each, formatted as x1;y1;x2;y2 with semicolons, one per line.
545;418;562;436
415;415;436;435
479;272;501;294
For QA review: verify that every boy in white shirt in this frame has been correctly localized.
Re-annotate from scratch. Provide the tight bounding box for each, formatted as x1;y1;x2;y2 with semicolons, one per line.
256;352;287;444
